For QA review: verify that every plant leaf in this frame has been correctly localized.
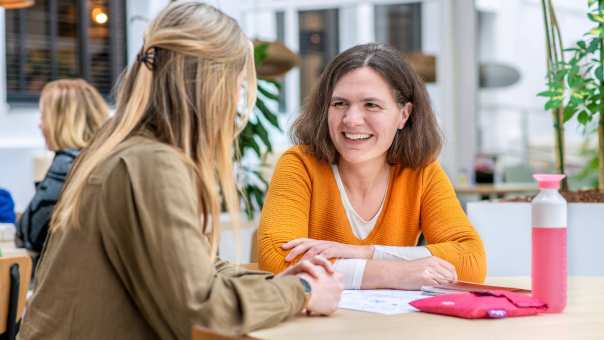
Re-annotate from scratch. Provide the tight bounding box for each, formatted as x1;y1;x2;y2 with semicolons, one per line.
596;65;603;82
577;111;591;124
537;90;555;97
563;105;576;122
253;120;272;152
254;43;270;66
544;99;562;110
257;83;280;100
256;98;281;130
266;79;283;90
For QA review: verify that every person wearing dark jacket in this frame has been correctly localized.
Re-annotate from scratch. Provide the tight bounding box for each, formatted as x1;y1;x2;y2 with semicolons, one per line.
16;149;79;253
15;79;108;267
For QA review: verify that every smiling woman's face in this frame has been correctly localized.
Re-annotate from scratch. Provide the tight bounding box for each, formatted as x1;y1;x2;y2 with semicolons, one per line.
327;66;410;167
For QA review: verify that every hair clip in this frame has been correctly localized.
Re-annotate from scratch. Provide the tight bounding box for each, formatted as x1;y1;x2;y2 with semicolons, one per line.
137;47;157;71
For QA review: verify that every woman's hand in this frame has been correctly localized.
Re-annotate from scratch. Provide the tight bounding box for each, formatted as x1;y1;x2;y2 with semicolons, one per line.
396;256;457;289
282;238;374;262
275;255;335;278
298;268;343;316
275;255;343;316
363;256;458;290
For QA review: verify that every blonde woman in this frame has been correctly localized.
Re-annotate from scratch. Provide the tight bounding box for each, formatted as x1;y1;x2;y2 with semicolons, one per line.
18;2;342;340
15;79;108;266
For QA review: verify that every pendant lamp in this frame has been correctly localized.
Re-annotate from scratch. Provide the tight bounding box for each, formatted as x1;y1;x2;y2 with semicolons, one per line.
255;40;299;80
0;0;34;9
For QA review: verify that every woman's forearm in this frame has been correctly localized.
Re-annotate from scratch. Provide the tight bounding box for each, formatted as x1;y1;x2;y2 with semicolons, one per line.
372;245;431;261
360;260;400;289
361;256;458;290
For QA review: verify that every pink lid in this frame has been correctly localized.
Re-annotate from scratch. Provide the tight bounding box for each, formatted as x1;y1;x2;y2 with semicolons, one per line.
533;174;566;189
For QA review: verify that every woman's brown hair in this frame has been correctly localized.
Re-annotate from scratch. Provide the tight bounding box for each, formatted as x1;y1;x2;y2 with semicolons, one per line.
291;43;443;169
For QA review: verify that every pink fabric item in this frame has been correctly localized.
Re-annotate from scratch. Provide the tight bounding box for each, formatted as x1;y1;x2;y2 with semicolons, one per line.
410;290;548;319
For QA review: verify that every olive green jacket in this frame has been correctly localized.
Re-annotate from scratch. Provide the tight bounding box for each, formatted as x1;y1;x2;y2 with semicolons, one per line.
18;137;305;340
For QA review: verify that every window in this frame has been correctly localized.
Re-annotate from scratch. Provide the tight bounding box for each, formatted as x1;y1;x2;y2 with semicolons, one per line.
5;0;127;103
298;9;339;104
275;10;287;113
374;3;422;52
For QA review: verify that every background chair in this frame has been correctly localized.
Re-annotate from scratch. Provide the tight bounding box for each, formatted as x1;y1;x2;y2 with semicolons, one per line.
0;255;32;340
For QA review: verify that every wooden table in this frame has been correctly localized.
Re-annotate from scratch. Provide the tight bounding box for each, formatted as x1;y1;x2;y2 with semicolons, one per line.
250;277;604;340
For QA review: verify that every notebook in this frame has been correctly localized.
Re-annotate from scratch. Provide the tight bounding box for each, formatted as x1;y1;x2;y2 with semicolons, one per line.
421;281;532;296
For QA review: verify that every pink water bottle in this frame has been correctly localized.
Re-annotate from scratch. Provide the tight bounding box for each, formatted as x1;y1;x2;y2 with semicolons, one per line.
531;174;567;313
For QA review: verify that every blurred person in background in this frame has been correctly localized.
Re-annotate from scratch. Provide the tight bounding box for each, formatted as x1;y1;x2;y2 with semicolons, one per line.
15;79;108;268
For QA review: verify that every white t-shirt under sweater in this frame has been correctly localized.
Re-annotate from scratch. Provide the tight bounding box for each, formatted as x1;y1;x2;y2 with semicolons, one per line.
330;165;431;289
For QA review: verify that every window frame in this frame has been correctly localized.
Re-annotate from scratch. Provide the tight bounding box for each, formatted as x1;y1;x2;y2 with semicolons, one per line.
5;0;127;103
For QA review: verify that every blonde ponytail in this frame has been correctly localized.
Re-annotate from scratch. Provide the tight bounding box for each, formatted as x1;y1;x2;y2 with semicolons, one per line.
51;1;256;260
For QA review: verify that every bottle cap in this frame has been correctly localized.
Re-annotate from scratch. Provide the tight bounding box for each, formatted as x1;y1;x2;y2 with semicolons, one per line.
533;174;566;189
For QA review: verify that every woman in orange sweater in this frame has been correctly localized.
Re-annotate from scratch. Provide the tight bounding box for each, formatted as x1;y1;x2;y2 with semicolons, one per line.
259;43;486;290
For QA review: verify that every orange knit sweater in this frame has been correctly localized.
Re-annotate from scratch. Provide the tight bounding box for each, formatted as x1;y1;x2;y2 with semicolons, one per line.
258;146;487;283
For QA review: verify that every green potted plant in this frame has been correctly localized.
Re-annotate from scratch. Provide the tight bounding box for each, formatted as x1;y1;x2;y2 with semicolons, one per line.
539;0;604;192
538;0;568;190
467;0;604;277
237;42;298;220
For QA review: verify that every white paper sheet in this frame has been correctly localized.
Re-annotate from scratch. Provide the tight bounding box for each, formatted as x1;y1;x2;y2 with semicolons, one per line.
338;289;426;315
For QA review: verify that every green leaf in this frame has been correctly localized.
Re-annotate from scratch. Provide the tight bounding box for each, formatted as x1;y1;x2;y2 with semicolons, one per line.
596;65;603;82
554;69;568;82
563;105;576;122
252;186;265;209
257;83;280;100
586;100;598;113
563;47;579;53
544;99;562;110
568;73;582;88
254;43;270;66
252;170;269;187
577;111;591;124
587;13;604;24
587;38;601;53
569;94;583;106
239;134;262;158
256;97;281;130
252;120;272;152
537;90;556;97
266;79;283;90
577;40;587;50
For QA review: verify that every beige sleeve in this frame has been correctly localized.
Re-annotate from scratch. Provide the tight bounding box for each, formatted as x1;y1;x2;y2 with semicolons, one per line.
99;147;305;339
